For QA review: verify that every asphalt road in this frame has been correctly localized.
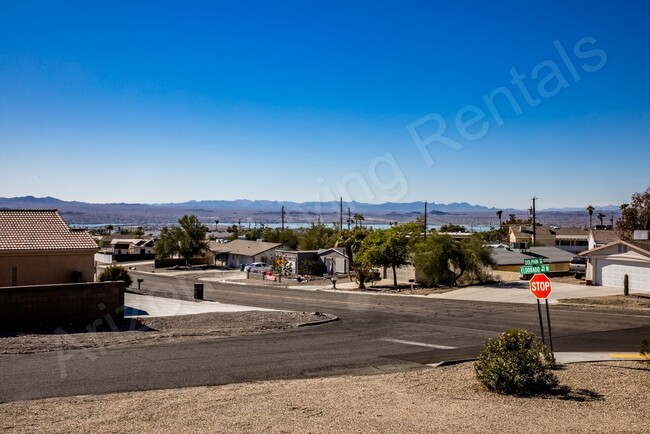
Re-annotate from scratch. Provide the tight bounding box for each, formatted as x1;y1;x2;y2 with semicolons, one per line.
1;271;649;403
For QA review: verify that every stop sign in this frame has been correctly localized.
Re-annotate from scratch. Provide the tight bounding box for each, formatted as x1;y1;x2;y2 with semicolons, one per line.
529;273;552;299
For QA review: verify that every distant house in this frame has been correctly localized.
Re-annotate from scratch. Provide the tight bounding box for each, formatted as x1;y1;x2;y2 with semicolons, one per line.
95;235;156;264
210;239;281;268
0;209;98;286
318;248;349;275
508;225;589;253
275;248;349;276
551;227;590;254
490;245;575;272
580;231;650;290
588;229;619;250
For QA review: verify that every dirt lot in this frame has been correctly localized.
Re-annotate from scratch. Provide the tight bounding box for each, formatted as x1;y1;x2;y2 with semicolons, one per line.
559;294;650;310
1;361;648;433
0;311;336;355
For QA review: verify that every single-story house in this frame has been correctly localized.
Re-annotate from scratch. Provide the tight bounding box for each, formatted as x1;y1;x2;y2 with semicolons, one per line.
580;231;650;290
0;209;98;286
318;248;349;275
552;227;590;254
490;245;575;272
509;225;589;253
210;239;281;268
276;249;319;275
588;229;619;250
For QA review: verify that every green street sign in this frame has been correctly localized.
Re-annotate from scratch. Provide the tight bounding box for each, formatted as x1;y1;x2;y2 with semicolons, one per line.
524;258;544;266
520;265;551;274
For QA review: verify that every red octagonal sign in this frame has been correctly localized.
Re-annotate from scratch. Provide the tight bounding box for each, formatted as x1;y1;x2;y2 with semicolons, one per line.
529;273;552;299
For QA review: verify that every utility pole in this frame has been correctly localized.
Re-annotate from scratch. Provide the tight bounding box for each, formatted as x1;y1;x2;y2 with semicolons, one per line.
238;218;241;233
424;200;428;240
281;206;286;232
347;207;351;231
340;197;343;233
531;197;537;247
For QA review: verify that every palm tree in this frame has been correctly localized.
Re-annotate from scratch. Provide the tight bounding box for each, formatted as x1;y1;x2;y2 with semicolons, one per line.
353;213;364;228
597;212;606;226
496;210;503;227
586;205;595;228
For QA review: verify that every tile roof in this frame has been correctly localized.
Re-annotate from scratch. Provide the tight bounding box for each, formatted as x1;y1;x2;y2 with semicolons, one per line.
0;210;98;251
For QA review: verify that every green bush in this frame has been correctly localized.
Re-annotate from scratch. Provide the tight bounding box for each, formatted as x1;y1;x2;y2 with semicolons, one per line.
98;265;133;287
639;336;650;361
475;329;558;396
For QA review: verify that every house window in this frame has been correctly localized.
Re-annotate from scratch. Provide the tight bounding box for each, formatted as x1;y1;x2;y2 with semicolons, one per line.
11;267;17;286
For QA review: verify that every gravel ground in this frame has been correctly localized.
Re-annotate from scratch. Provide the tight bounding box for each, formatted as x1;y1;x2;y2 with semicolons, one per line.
1;361;648;433
559;294;650;310
0;311;336;355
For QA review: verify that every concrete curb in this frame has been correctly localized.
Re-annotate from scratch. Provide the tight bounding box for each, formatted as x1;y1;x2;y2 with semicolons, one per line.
297;316;340;327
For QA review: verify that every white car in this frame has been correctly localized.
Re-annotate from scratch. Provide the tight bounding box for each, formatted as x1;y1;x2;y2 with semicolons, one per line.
245;262;272;273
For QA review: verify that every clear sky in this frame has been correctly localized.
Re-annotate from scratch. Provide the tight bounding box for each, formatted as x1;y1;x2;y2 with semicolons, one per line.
1;0;649;209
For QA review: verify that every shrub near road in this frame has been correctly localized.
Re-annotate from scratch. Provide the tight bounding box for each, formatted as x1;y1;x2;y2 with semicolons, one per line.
475;329;558;396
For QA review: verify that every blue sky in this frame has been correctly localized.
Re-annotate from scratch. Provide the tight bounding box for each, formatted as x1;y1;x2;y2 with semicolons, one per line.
1;0;649;209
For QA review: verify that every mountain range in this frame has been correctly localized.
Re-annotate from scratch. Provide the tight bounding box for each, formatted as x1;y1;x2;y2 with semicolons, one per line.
0;196;621;226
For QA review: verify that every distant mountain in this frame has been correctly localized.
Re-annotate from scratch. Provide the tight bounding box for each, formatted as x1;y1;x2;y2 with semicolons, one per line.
1;196;607;227
541;205;621;212
159;199;505;214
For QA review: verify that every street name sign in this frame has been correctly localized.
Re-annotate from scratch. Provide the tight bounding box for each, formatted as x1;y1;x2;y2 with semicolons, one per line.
520;264;551;274
523;258;544;266
529;273;552;299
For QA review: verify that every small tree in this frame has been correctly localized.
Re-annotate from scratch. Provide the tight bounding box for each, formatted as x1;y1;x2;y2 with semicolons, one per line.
154;215;209;265
475;329;557;396
98;265;132;287
617;187;650;239
356;224;414;288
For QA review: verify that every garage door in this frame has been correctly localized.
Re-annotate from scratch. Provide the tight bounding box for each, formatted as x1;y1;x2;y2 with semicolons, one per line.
597;260;650;291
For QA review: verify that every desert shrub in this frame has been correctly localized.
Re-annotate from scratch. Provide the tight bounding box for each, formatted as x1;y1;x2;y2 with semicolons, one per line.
639;335;650;361
475;329;557;396
98;265;133;287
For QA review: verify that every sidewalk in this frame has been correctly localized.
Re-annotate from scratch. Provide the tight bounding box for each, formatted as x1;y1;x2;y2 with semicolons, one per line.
124;293;278;318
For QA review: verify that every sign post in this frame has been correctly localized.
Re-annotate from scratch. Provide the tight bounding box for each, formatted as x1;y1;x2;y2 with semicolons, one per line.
529;273;554;352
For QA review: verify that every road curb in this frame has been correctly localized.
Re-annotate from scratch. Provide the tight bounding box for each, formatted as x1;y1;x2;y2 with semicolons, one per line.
297;316;340;327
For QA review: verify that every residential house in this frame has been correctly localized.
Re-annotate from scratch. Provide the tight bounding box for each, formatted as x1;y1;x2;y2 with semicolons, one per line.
210;239;281;268
318;248;349;275
588;228;619;250
580;231;650;290
552;227;590;254
0;209;98;286
508;225;589;253
490;245;575;273
276;249;319;275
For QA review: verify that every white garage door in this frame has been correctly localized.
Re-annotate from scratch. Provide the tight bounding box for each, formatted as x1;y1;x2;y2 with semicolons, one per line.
598;260;650;291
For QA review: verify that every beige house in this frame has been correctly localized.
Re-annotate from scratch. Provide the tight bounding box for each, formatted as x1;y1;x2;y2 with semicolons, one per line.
210;239;281;268
509;225;589;253
0;210;98;287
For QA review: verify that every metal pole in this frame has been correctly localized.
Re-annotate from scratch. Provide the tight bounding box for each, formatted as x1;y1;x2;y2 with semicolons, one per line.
537;299;546;345
424;200;428;240
545;299;554;353
340;197;343;233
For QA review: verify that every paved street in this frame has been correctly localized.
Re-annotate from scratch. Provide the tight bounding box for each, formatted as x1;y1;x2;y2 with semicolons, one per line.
1;271;649;402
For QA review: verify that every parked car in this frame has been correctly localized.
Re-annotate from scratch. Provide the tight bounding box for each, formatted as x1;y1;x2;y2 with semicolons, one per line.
245;262;272;273
569;256;587;279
